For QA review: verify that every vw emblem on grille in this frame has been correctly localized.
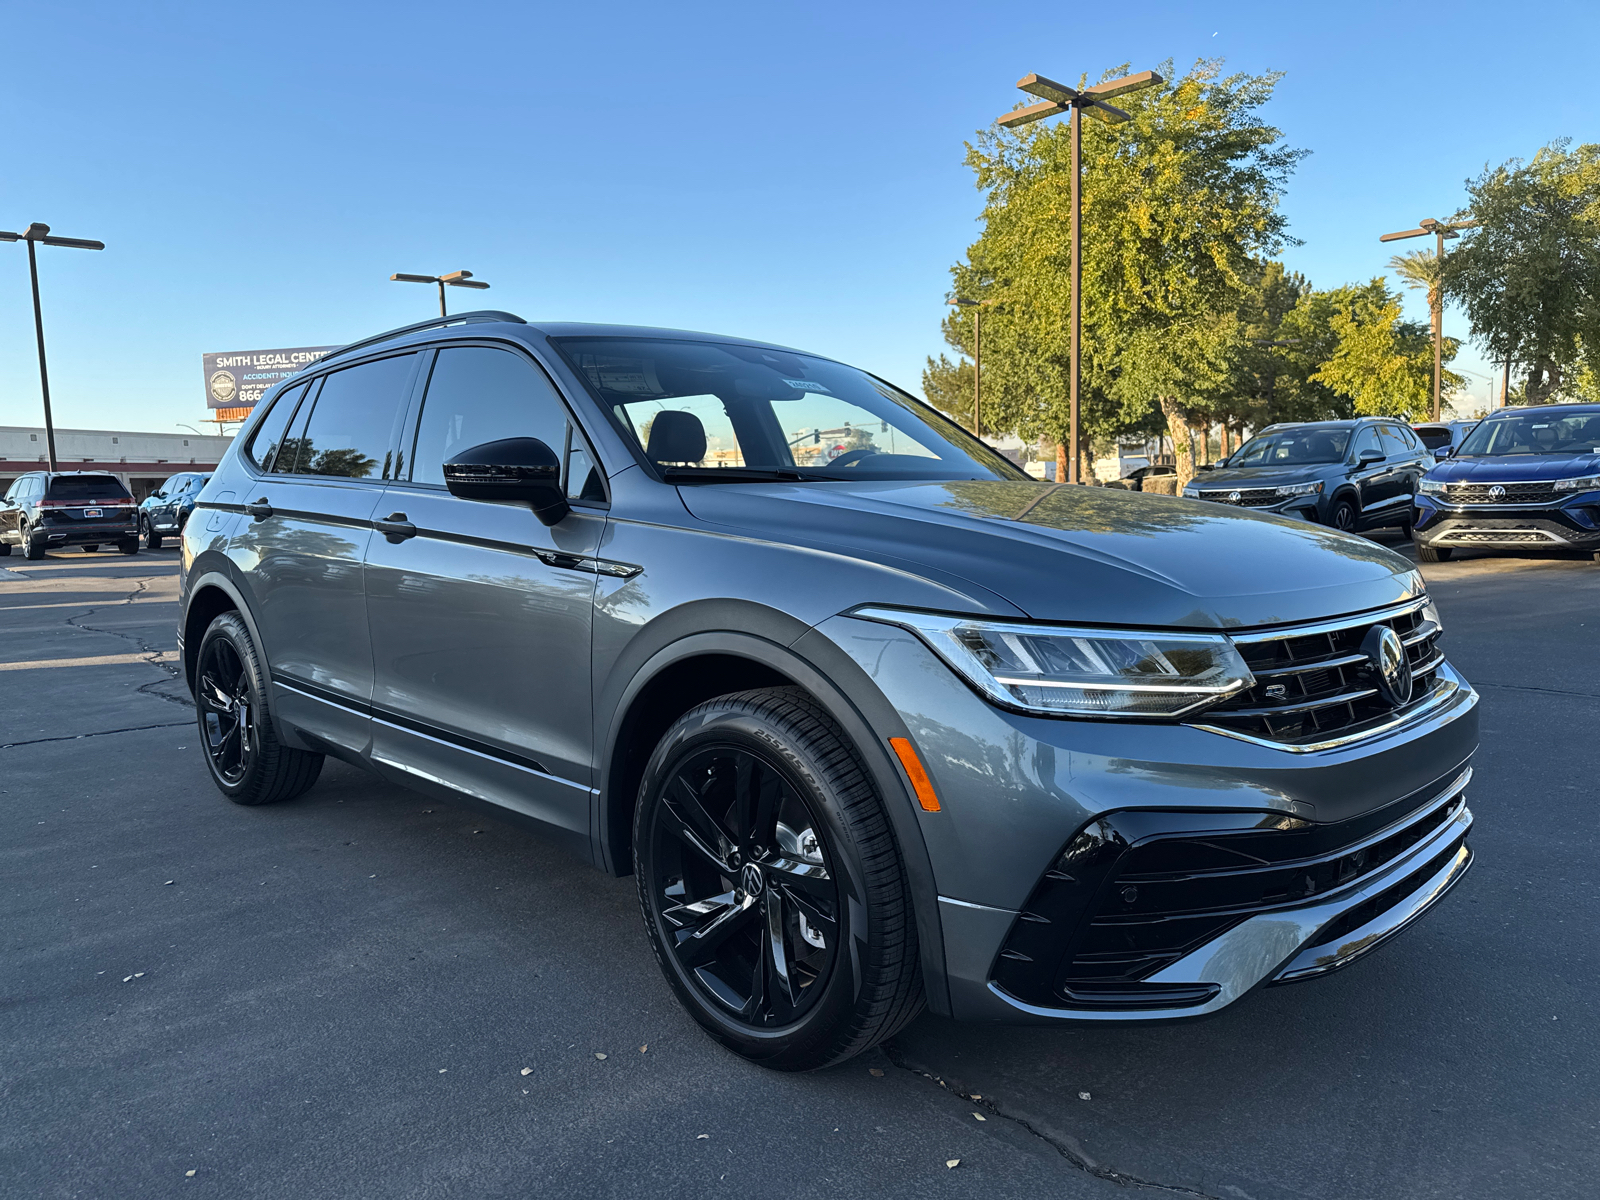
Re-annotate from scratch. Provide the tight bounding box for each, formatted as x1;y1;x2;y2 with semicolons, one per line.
1488;484;1507;500
740;862;764;897
1228;490;1242;502
1360;625;1413;708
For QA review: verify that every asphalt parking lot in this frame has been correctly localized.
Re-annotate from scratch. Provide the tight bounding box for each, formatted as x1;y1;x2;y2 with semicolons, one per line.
2;539;1596;1200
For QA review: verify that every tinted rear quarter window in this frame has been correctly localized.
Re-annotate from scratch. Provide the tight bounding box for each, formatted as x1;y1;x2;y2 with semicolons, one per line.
294;354;415;479
47;475;130;501
247;385;306;470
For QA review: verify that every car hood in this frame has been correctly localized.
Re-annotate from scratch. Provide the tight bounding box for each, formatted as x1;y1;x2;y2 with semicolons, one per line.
678;479;1420;630
1429;453;1600;481
1188;464;1332;489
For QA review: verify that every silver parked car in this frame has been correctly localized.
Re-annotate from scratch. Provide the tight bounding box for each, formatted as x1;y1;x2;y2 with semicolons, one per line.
179;312;1480;1070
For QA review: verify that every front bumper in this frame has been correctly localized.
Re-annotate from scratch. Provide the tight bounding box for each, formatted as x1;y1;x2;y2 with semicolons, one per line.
1414;494;1600;549
818;614;1480;1024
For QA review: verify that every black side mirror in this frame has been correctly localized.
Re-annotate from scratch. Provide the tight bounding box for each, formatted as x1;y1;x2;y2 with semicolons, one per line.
1196;462;1215;472
1356;450;1384;466
443;437;570;527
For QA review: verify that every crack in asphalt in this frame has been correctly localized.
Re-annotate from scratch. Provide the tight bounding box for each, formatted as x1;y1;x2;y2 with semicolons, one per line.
1;719;193;750
881;1043;1224;1198
1474;680;1600;700
62;575;194;709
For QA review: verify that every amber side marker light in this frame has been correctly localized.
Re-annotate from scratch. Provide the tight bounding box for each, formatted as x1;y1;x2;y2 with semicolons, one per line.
889;737;942;812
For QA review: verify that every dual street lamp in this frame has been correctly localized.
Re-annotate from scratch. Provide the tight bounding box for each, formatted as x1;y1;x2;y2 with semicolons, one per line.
1;223;105;473
391;269;490;316
1379;217;1477;421
996;68;1162;483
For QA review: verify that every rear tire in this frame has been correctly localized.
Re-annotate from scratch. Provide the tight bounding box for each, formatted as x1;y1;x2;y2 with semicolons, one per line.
0;543;10;556
118;538;139;555
634;687;924;1071
24;527;46;560
194;612;324;805
1416;542;1453;563
81;544;99;553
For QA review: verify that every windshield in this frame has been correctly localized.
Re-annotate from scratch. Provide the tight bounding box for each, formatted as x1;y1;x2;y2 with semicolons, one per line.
47;475;130;501
553;337;1025;482
1456;409;1600;457
1229;428;1351;467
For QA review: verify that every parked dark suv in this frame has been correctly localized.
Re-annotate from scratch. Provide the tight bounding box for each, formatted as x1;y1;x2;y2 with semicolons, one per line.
1183;418;1431;533
179;312;1479;1070
1414;402;1600;562
0;472;139;558
139;471;211;549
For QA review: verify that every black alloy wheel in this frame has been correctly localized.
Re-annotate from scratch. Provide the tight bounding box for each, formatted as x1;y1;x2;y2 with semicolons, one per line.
635;688;924;1071
194;612;324;804
143;517;163;550
648;743;841;1030
198;634;256;786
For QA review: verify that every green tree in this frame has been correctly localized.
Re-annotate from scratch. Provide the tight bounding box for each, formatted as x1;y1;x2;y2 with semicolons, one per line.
921;352;975;428
1311;279;1461;419
938;58;1305;486
1450;140;1600;403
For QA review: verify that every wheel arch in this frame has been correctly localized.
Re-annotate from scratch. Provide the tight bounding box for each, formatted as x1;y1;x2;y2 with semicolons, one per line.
181;570;266;697
595;611;951;1015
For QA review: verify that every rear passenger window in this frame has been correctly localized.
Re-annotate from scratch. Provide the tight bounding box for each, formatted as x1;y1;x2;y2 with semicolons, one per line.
294;354;416;479
1377;426;1410;456
246;385;305;471
409;347;570;487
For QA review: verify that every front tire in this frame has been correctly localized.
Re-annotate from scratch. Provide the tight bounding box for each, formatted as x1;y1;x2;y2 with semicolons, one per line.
1327;498;1357;531
1416;542;1453;563
634;687;923;1071
143;517;163;550
194;612;324;805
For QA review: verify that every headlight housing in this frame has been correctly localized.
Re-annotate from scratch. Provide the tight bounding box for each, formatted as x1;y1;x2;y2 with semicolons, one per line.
1417;478;1447;494
1181;485;1200;497
1274;481;1323;497
1553;473;1600;492
852;608;1254;718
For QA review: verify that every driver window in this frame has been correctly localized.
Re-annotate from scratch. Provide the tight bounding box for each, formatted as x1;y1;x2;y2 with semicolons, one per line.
410;347;570;487
1352;428;1382;460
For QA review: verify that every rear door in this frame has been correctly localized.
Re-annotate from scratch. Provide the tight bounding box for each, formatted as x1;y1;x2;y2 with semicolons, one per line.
363;344;605;853
1348;426;1391;522
231;353;419;758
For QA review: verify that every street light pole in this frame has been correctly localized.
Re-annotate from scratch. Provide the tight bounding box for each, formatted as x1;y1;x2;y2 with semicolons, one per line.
1379;217;1477;421
1;223;106;473
390;269;491;316
997;69;1162;482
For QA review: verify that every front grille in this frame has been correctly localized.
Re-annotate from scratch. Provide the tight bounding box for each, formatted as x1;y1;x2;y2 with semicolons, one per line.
1189;599;1444;747
1439;529;1564;545
990;771;1471;1010
1195;487;1282;507
1440;481;1559;504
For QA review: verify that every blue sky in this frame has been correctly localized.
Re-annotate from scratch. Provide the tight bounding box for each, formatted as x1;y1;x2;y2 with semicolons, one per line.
2;0;1595;434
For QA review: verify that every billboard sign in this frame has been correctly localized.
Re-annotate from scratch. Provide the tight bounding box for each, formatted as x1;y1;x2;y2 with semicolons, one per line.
202;346;339;410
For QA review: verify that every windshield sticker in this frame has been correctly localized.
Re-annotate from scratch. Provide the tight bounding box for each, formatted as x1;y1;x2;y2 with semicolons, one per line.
783;379;831;393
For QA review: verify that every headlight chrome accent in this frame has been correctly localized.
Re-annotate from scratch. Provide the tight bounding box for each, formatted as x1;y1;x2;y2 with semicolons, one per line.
1553;473;1600;492
1274;481;1323;497
1417;478;1447;495
850;607;1254;718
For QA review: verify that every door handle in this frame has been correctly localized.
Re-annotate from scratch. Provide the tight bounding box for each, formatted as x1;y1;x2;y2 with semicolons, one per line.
246;497;273;520
374;512;417;543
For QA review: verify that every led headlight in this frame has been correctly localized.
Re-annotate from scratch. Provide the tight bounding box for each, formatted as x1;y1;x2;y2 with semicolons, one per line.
1553;473;1600;492
852;608;1254;718
1181;485;1201;497
1274;481;1323;497
1417;478;1447;495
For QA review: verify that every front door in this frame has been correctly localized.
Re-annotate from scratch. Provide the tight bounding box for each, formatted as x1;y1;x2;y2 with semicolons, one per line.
364;344;603;854
231;352;419;757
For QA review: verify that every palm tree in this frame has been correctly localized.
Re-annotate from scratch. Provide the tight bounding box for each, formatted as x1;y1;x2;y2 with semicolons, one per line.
1389;249;1442;314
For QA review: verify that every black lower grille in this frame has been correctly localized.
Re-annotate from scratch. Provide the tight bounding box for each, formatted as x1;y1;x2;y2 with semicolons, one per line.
1189;599;1445;746
1442;481;1559;504
990;770;1470;1011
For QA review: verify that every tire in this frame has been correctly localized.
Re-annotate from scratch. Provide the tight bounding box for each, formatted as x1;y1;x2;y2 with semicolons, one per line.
118;538;139;555
634;687;924;1071
0;543;10;556
81;544;99;553
24;526;46;560
1327;498;1357;532
1416;542;1453;563
143;518;163;551
194;611;324;805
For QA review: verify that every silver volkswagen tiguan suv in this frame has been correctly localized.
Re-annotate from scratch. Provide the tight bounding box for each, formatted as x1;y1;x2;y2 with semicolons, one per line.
179;311;1479;1070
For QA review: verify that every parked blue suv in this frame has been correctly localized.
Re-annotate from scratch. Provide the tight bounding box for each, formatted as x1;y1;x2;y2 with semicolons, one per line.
138;471;210;549
1413;402;1600;562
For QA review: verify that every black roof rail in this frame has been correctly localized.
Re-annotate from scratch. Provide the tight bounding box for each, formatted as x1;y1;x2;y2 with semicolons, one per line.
317;310;526;368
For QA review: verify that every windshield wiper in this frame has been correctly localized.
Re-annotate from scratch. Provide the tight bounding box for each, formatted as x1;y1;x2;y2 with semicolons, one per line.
661;466;822;483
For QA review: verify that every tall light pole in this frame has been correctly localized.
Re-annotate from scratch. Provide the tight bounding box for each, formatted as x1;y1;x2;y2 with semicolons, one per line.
1;223;106;472
1379;217;1477;421
390;269;490;316
948;297;989;437
996;69;1162;482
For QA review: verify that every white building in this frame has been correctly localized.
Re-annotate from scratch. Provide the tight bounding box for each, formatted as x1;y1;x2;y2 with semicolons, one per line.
0;426;235;500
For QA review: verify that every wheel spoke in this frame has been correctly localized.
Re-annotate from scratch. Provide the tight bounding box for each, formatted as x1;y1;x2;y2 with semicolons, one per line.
762;887;797;1021
663;777;736;870
198;673;231;712
673;894;758;969
760;853;833;902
